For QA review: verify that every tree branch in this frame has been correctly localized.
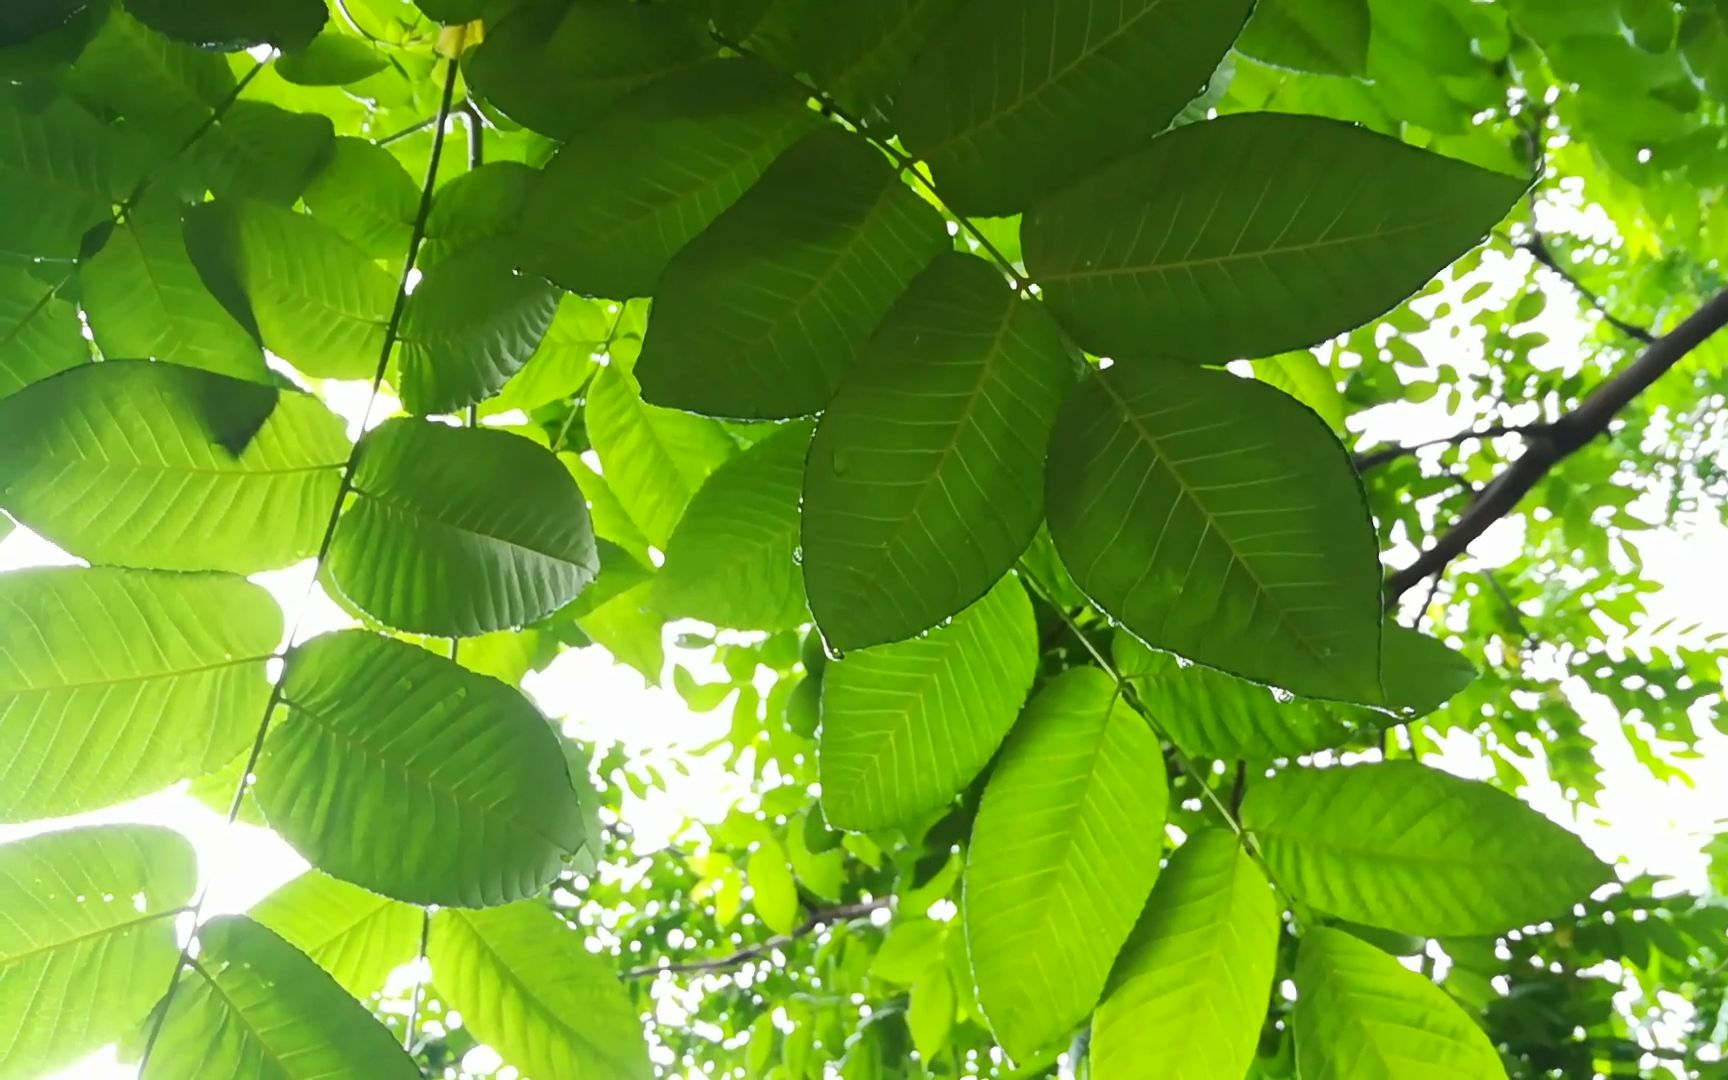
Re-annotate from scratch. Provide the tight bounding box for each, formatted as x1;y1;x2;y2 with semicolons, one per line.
1354;422;1551;472
1522;233;1655;344
1386;286;1728;602
625;898;890;978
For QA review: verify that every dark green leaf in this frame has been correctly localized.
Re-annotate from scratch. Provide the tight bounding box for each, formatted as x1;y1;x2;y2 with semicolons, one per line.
891;0;1256;215
0;825;194;1078
802;251;1071;649
1046;363;1384;703
464;0;712;139
819;575;1038;831
420;161;535;271
655;420;810;631
1025;114;1525;363
637;127;948;419
1093;831;1279;1079
250;871;423;1001
277;30;390;86
764;0;965;121
1379;625;1476;715
193;100;336;205
184;199;396;380
0;265;86;400
67;5;234;147
1243;762;1612;935
302;137;419;261
126;0;326;51
1238;0;1372;76
0;88;139;259
81;199;268;381
0;567;278;820
965;667;1168;1060
1294;928;1508;1079
327;419;598;636
0;361;350;572
398;248;560;415
429;903;652;1079
142;916;418;1079
258;631;584;906
521;55;819;298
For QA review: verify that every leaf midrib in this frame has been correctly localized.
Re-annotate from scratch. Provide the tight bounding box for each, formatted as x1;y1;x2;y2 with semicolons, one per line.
0;654;270;697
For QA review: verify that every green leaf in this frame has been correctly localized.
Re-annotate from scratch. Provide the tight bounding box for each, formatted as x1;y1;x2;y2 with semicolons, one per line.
1242;762;1612;935
0;265;86;399
890;0;1256;215
125;0;326;51
748;839;800;935
277;30;390;86
250;871;423;1001
257;631;584;907
465;0;711;139
802;252;1072;649
522;55;819;299
819;575;1037;832
184;199;396;380
1379;625;1476;715
637;127;948;419
0;825;194;1078
1024;114;1525;363
193;100;336;206
81;199;268;381
1294;928;1508;1079
908;964;956;1061
585;363;736;549
492;297;615;415
869;918;944;984
142;916;418;1080
420;161;535;272
1251;351;1347;433
302;137;418;261
398;248;560;415
655;420;810;631
0;361;350;572
964;667;1168;1060
0;566;279;820
67;5;234;148
428;903;652;1080
1091;831;1280;1080
1238;0;1372;76
1046;363;1384;703
327;419;598;637
762;0;964;120
0;88;139;259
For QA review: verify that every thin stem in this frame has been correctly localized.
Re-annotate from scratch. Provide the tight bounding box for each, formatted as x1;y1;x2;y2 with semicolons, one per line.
1353;421;1551;472
624;898;889;978
135;59;464;1077
402;908;432;1052
550;301;632;456
119;56;272;220
462;100;486;168
1522;233;1655;344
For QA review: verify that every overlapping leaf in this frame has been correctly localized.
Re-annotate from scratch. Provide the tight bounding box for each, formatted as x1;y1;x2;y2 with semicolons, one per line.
655;421;810;631
803;252;1071;649
257;631;584;907
142;916;418;1079
1238;0;1373;75
1024;113;1525;362
0;825;194;1078
192;100;335;206
66;5;234;147
891;0;1256;215
1046;363;1384;703
420;162;535;271
1092;831;1279;1079
1243;762;1611;935
429;903;653;1080
0;88;139;259
250;871;422;1001
0;265;86;399
747;0;964;120
327;419;598;636
1294;928;1508;1079
125;0;325;51
184;199;395;380
965;667;1168;1060
300;137;417;260
522;55;819;298
0;361;351;572
819;575;1038;831
397;250;560;415
0;567;279;820
636;127;948;419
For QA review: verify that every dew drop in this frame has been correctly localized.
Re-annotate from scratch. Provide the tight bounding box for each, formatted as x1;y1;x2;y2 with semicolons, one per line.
830;450;849;476
791;546;803;565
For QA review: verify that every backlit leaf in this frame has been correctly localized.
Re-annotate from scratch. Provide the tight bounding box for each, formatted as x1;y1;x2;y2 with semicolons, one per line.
0;265;86;400
250;871;423;1001
748;839;800;935
192;100;335;206
1046;363;1384;703
0;567;279;820
1243;762;1611;935
803;251;1072;649
258;631;584;907
300;137;417;260
965;667;1168;1060
0;88;139;259
397;248;560;415
1238;0;1372;76
328;419;598;636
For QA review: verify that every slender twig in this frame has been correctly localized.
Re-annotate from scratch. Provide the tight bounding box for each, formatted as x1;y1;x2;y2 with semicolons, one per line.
401;908;432;1052
1522;233;1655;344
624;898;889;978
118;57;271;220
462;100;486;168
135;59;464;1076
549;301;632;456
1353;422;1551;472
1387;286;1728;601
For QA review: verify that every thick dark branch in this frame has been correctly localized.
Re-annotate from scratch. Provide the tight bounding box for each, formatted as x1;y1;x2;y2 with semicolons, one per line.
1386;287;1728;602
1354;422;1550;472
1522;233;1656;344
625;898;890;978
